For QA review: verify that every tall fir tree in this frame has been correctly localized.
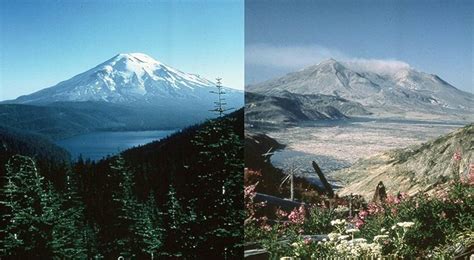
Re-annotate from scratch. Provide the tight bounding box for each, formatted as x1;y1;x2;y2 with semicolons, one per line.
164;184;197;257
188;79;244;257
190;117;244;258
108;156;139;258
1;155;89;258
133;192;164;259
43;182;87;259
1;155;45;257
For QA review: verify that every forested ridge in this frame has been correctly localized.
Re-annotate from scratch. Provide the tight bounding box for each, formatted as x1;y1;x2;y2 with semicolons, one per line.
1;109;244;259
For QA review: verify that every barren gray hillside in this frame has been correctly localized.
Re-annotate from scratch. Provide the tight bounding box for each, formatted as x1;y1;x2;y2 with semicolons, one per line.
245;91;369;125
333;124;473;199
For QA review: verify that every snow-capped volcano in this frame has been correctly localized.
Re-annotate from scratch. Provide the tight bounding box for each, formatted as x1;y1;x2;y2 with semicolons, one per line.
248;59;473;117
10;53;241;105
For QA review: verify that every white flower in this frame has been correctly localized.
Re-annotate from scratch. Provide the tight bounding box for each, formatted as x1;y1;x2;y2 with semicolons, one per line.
397;221;415;228
351;238;367;244
380;228;386;233
338;235;350;240
346;228;359;233
373;235;389;242
330;219;346;226
328;232;341;241
350;248;360;256
291;242;298;247
334;206;349;213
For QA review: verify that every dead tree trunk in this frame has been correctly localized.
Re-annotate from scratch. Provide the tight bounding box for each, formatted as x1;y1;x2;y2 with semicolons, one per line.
311;161;334;198
290;172;294;201
372;181;387;204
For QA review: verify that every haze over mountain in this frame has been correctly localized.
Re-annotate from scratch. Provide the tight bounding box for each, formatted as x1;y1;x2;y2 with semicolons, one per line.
247;59;473;120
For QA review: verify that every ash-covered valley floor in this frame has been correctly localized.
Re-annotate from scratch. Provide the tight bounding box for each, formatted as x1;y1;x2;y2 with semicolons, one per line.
268;117;468;184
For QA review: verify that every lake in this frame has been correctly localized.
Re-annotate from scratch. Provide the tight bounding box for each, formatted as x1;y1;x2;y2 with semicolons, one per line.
56;130;177;161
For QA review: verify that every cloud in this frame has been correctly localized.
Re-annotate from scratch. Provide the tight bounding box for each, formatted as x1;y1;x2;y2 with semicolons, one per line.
245;43;347;69
246;43;411;75
342;59;410;75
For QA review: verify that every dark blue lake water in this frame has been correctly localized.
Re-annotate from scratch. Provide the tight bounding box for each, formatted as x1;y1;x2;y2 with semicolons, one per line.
56;130;176;161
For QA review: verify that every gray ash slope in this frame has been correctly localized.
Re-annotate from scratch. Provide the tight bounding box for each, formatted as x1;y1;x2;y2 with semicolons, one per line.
333;124;473;199
247;59;473;120
245;91;370;125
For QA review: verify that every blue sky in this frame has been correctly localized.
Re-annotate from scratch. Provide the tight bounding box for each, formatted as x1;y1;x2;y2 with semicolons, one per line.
246;0;473;93
0;0;244;100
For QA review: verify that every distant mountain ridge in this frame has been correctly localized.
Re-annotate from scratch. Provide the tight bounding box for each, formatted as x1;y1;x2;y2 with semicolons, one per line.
0;125;71;175
7;53;242;106
248;59;473;119
245;91;370;126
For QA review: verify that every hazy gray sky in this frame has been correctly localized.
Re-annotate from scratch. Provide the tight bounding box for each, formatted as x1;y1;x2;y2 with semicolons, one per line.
246;0;473;93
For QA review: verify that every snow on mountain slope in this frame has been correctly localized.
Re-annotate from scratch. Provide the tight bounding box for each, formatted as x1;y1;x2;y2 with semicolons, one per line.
247;59;473;118
9;53;242;105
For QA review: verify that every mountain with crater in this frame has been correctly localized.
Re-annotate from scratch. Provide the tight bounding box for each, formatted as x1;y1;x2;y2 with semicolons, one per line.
247;59;473;120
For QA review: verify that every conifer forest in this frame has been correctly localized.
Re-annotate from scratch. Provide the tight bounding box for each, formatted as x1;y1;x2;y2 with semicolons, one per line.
0;110;244;259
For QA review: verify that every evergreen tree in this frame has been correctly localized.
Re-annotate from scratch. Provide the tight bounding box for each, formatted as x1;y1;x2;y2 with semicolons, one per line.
134;193;164;259
1;155;88;258
43;182;87;259
57;169;94;258
164;184;197;257
108;156;138;258
188;80;244;257
1;155;45;257
190;117;244;257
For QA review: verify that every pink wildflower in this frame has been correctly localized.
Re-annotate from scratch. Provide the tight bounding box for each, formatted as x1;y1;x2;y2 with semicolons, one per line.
244;183;258;201
276;208;288;218
453;151;462;161
358;210;369;220
367;202;384;215
288;205;306;224
386;195;401;205
352;217;364;228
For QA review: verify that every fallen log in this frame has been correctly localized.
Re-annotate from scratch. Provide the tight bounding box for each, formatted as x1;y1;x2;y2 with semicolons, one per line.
255;193;305;211
244;249;270;260
312;161;334;198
